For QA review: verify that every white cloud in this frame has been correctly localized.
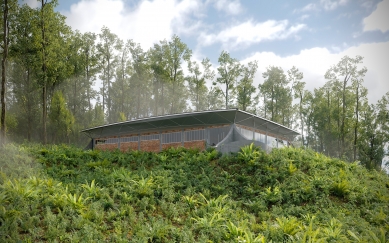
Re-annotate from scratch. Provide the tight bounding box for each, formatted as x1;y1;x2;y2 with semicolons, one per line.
363;0;389;33
241;41;389;104
299;3;317;12
213;0;243;15
199;20;306;49
320;0;348;10
62;0;203;50
299;14;310;21
296;0;348;13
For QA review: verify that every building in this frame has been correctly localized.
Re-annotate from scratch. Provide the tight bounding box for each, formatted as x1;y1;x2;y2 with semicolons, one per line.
81;109;299;153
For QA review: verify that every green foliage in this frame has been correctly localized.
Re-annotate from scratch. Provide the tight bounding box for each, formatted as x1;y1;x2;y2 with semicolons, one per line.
1;144;389;242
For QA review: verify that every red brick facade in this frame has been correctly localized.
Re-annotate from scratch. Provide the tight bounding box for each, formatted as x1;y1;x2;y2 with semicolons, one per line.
162;142;182;150
140;140;160;153
184;140;205;150
93;126;225;153
120;142;138;152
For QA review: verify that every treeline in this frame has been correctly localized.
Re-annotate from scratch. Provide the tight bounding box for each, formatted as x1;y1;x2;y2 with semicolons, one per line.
0;1;388;169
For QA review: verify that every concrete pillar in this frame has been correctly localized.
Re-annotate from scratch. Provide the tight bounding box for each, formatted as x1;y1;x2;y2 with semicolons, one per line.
138;134;140;150
159;131;162;151
181;129;185;146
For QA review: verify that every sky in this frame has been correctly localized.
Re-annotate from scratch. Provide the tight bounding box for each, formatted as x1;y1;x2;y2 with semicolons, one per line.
24;0;389;104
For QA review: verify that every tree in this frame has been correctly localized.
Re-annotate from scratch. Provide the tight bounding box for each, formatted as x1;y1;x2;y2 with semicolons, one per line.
128;40;151;118
358;99;387;170
215;51;241;109
0;0;17;145
8;4;40;142
97;26;118;122
187;58;215;111
324;55;367;158
49;91;74;143
34;0;71;144
260;66;290;125
149;42;169;116
206;86;224;110
80;32;99;112
289;66;305;146
236;61;257;111
163;35;191;114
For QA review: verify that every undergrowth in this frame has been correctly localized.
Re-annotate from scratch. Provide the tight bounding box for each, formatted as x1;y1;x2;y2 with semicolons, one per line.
0;143;388;242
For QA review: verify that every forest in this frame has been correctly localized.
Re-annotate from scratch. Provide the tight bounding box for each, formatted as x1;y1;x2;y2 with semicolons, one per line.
0;0;388;170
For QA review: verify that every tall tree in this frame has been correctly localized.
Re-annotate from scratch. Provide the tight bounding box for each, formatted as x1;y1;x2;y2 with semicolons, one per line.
35;0;71;144
9;4;39;141
214;51;241;109
289;66;305;145
358;93;388;170
81;32;99;113
163;35;191;114
49;90;74;143
236;61;258;111
0;0;17;145
324;55;367;158
97;26;118;122
260;66;290;124
149;43;169;116
187;58;215;111
131;41;152;118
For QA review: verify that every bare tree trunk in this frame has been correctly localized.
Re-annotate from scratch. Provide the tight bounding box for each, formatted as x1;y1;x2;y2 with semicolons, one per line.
1;0;8;146
353;83;359;161
41;0;48;144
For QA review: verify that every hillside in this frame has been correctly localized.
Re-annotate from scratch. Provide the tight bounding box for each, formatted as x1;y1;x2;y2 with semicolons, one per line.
1;144;388;242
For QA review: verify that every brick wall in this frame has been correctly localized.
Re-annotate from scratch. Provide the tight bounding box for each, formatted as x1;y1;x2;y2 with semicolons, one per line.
120;142;138;152
161;142;182;150
95;127;211;153
95;143;118;151
184;140;206;150
140;140;160;153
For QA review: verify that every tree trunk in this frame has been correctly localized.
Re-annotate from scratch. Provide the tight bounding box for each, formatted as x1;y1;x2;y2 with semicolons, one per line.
86;57;92;111
27;68;32;141
300;92;304;147
41;0;48;144
1;0;8;146
353;83;359;161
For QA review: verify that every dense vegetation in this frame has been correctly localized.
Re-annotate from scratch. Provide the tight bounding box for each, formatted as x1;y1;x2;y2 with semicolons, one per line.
0;1;388;169
1;144;388;242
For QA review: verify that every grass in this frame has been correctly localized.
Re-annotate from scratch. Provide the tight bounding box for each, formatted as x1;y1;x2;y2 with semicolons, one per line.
0;143;388;242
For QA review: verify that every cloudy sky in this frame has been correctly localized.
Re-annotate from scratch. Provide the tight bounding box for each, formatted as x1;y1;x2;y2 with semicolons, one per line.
25;0;389;103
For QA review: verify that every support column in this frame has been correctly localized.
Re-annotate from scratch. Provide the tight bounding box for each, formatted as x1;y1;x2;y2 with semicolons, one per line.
138;134;140;150
181;129;185;147
118;136;121;150
252;117;255;141
205;126;209;146
159;131;162;152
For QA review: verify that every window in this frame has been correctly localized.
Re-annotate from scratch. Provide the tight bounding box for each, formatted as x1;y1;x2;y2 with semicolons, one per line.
106;138;119;144
209;126;231;145
162;132;181;144
120;136;139;143
185;129;205;141
141;134;160;141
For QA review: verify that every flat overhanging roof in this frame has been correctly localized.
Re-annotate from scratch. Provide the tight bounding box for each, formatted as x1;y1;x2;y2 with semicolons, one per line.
81;109;299;139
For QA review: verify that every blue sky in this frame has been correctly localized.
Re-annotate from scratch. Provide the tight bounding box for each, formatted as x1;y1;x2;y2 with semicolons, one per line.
25;0;389;103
